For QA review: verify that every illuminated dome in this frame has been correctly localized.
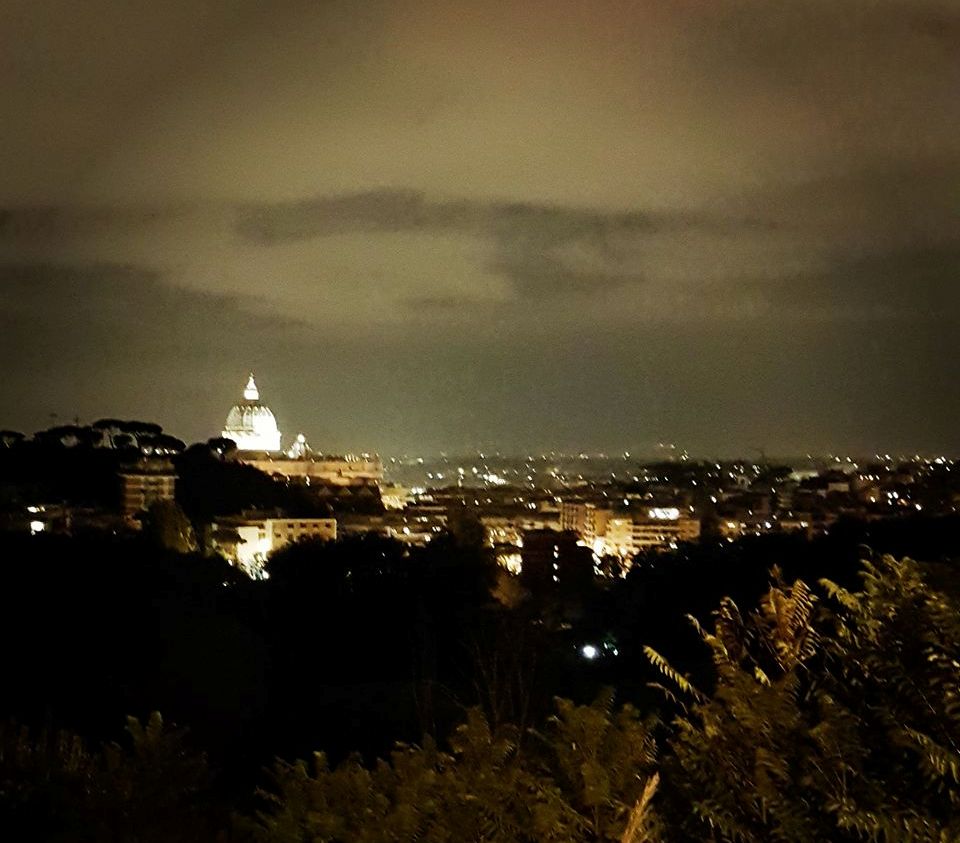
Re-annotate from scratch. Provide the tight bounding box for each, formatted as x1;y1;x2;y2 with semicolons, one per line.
221;374;282;452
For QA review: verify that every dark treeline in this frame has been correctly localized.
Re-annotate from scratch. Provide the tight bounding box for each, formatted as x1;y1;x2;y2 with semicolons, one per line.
0;426;384;522
3;514;960;787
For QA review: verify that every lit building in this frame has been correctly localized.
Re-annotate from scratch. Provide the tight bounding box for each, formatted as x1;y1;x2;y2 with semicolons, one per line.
338;506;447;545
630;508;701;552
603;517;635;557
222;373;282;452
208;514;337;576
560;501;589;532
241;452;383;487
560;501;612;545
119;457;177;516
380;484;411;510
482;511;560;548
562;501;700;558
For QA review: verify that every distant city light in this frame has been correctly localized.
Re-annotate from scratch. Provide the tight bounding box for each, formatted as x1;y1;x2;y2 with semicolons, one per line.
581;644;599;660
29;520;44;535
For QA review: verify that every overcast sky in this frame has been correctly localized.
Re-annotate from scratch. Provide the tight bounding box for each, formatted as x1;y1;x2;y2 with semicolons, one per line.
1;0;958;456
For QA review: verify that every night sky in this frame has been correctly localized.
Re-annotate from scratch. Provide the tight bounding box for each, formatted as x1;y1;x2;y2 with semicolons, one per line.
1;0;958;456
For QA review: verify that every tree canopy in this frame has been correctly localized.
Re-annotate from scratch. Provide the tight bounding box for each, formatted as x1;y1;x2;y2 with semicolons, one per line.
247;553;960;842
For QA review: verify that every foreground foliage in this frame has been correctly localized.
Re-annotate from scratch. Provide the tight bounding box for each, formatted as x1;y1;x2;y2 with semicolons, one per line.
247;696;660;842
0;712;216;842
649;554;960;841
3;553;959;841
252;554;960;842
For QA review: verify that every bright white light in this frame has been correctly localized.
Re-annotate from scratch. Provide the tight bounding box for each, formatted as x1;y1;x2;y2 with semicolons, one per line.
26;506;40;514
29;520;44;535
648;507;680;520
581;644;599;660
498;552;522;574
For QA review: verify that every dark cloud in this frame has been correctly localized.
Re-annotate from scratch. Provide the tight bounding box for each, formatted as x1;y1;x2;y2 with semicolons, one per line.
233;190;767;303
232;190;733;247
0;262;297;334
687;2;960;112
487;257;646;299
746;247;960;322
0;206;188;241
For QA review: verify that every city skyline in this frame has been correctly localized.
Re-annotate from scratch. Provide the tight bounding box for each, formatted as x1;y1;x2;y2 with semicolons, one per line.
1;1;958;455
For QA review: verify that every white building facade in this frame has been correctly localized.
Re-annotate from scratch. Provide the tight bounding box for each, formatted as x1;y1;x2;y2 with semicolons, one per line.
210;515;337;576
